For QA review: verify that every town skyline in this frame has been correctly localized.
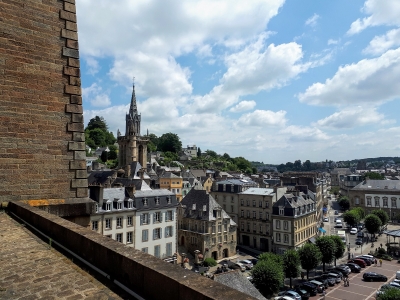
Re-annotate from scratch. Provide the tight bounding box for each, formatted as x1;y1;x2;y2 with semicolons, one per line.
77;0;400;164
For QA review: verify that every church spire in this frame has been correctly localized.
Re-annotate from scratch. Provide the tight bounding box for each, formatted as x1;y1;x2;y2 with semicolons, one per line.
129;78;137;118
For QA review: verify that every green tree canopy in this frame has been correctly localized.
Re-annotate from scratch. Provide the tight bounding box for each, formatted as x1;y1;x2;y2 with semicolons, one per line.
158;132;182;153
364;214;382;235
377;287;400;299
85;116;116;149
363;172;385;180
371;209;389;226
88;128;107;147
87;116;108;131
251;259;284;297
108;145;118;160
343;210;360;227
283;249;301;288
329;235;346;265
232;156;252;171
258;252;283;265
353;207;366;220
298;243;322;279
197;147;201;157
338;196;350;210
330;186;340;195
316;236;337;272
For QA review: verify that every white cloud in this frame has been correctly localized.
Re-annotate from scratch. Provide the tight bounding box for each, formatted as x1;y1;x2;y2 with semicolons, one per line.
327;39;339;45
363;28;400;55
82;83;111;107
298;47;400;106
236;110;287;127
279;125;330;142
347;0;400;35
305;13;320;27
85;57;100;75
315;107;386;129
197;44;213;58
229;100;257;113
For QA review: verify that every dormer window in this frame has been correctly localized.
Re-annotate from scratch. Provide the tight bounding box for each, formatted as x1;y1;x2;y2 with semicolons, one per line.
279;208;284;215
192;204;196;210
167;197;171;204
128;200;133;209
117;202;123;210
95;204;98;213
155;197;160;205
143;198;148;206
106;203;111;211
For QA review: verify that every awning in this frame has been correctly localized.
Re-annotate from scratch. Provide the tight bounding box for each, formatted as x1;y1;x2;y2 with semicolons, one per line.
318;227;326;233
308;237;316;244
322;207;328;212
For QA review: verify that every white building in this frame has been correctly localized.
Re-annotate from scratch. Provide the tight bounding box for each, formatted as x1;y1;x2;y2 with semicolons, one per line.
89;187;179;259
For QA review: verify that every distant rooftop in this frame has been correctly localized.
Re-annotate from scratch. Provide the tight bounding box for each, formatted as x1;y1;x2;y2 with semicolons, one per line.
239;188;274;195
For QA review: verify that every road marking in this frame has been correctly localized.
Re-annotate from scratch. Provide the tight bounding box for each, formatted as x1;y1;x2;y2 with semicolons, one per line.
364;272;396;300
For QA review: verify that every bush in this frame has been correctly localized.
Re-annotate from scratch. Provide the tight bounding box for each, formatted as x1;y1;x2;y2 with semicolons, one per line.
378;248;387;255
203;258;217;267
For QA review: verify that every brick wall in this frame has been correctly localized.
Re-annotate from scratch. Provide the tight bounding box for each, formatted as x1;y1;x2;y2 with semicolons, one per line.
0;0;87;202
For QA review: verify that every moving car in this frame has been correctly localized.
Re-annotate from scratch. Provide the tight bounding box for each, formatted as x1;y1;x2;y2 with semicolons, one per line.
348;258;366;268
239;260;253;270
277;290;301;300
335;220;343;228
363;272;388;282
346;263;361;273
355;238;363;245
350;228;358;234
357;231;364;238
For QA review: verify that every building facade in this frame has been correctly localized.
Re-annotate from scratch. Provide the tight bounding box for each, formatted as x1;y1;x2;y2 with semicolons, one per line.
159;172;183;201
178;189;237;260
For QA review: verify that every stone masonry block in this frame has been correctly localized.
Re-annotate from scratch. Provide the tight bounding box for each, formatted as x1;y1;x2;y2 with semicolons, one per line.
72;114;83;123
76;188;88;198
65;85;81;95
75;170;87;179
61;29;78;41
70;160;86;170
66;21;77;32
64;2;76;14
70;95;82;105
68;58;80;68
67;122;84;132
62;47;79;59
60;10;76;22
68;141;85;151
69;76;81;86
64;0;76;4
72;133;85;142
63;66;80;76
71;179;88;188
65;104;83;114
74;151;86;160
66;40;79;50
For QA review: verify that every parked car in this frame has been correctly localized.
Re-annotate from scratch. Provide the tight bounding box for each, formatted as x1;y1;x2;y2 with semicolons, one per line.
357;231;364;238
323;217;329;222
359;255;374;264
325;269;343;279
355;256;371;266
355;238;363;245
233;262;246;272
250;258;258;265
396;271;400;280
346;263;361;273
315;274;335;286
350;228;358;234
333;265;351;276
358;223;364;230
239;260;253;270
363;272;388;282
277;290;301;300
275;296;293;300
299;283;318;296
348;258;366;268
291;287;310;300
325;272;342;284
308;280;325;293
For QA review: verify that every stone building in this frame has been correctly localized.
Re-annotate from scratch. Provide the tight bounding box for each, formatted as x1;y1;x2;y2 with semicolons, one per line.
348;179;400;219
272;189;318;254
159;172;183;201
178;189;237;260
117;84;149;176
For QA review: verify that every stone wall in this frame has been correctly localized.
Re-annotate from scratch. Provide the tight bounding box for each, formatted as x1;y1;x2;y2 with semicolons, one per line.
0;0;87;202
9;201;255;300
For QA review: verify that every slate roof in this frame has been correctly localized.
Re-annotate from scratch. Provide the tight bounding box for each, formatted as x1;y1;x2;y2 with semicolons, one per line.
216;179;258;186
213;271;266;300
159;171;181;178
273;192;315;209
133;189;179;211
352;179;400;191
239;188;274;196
190;169;207;179
180;189;236;226
88;170;116;186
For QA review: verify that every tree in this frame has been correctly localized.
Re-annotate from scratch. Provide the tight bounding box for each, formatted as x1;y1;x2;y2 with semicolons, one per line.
88;128;107;147
100;150;108;163
298;243;322;279
303;160;311;171
329;235;346;266
364;214;382;235
342;210;360;227
197;147;201;157
158;132;182;153
258;252;283;265
108;145;118;160
353;207;366;220
376;287;400;300
363;172;385;180
251;259;284;297
233;157;252;171
205;150;218;158
371;210;389;227
337;196;350;211
330;186;340;195
282;249;301;288
294;160;302;171
86;116;108;131
316;236;336;272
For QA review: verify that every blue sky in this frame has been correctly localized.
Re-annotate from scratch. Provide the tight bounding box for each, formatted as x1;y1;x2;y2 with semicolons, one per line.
76;0;400;164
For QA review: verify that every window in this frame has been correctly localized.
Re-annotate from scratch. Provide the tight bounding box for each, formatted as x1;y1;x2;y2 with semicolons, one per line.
116;233;122;243
218;236;222;243
223;204;226;211
212;237;216;245
247;223;250;231
153;228;162;240
265;201;269;208
154;212;162;223
241;223;244;231
383;197;388;207
167;196;171;204
224;235;227;242
253;211;256;218
106;203;111;211
247;210;250;218
231;196;234;203
117;202;122;210
154;245;161;258
166;210;174;221
105;218;111;230
231;205;234;213
92;221;98;231
117;217;122;228
143;198;148;206
253;200;256;207
165;226;173;237
374;196;380;207
367;197;372;206
141;213;149;225
259;200;262;207
276;220;281;229
266;213;269;221
223;196;226;202
142;247;148;253
223;184;226;191
224;222;228;232
279;208;284;215
155;197;160;205
218;223;222;233
241;210;244;217
127;216;133;226
212;224;216;233
284;221;288;230
284;234;288;243
127;232;133;244
95;204;98;213
166;242;172;257
241;199;244;206
246;200;249;206
142;229;148;242
259;212;262;219
259;224;263;233
355;197;360;205
392;198;397;208
276;233;281;242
